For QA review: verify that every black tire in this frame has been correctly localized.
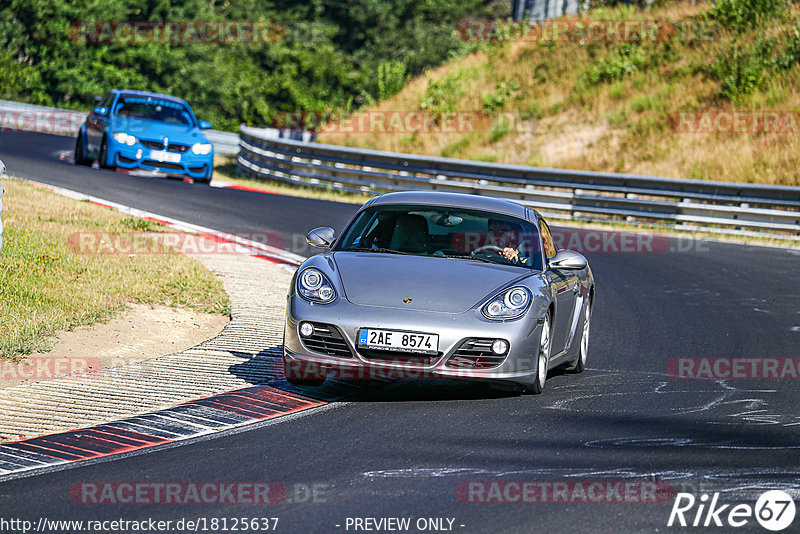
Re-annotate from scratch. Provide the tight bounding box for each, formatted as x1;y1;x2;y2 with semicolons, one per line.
526;311;552;394
567;301;591;374
98;137;114;170
74;135;92;166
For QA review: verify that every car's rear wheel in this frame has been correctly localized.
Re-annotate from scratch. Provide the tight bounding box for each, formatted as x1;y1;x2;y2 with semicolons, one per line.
567;302;591;374
527;312;551;394
283;355;325;387
74;135;92;166
98;137;114;170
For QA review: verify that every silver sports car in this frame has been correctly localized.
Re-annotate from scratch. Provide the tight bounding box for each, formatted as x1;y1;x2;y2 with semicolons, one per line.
283;191;594;394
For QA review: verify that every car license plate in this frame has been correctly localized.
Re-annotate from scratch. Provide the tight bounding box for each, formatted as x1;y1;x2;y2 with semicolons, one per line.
358;328;438;355
150;150;181;163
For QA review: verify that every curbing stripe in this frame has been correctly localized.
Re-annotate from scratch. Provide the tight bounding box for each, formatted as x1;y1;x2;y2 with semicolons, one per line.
0;180;331;480
0;383;324;478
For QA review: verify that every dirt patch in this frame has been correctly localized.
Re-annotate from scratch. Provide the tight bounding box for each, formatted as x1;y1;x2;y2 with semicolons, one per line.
0;304;229;388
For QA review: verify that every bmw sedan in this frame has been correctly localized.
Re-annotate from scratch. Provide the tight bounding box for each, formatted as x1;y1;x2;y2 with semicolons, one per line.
283;191;594;394
75;89;214;182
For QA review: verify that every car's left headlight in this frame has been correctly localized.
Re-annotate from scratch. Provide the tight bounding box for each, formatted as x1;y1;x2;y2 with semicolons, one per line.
112;132;137;146
191;143;213;155
297;268;337;304
482;286;531;320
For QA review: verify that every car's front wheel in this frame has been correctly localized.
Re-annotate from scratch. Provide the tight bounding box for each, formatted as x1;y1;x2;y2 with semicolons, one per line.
567;302;591;374
74;134;92;166
98;137;114;170
527;312;551;394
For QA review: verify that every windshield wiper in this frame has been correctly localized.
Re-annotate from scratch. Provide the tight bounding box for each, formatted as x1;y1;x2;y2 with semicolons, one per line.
436;253;499;264
346;247;411;255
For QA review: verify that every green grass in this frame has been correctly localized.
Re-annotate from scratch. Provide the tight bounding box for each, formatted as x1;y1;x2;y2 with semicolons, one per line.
0;178;230;359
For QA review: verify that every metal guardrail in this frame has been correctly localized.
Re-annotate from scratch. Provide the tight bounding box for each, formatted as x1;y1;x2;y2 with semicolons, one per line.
238;125;800;240
0;99;240;155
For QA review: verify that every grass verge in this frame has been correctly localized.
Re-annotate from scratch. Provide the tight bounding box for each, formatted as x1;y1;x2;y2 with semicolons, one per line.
0;178;230;359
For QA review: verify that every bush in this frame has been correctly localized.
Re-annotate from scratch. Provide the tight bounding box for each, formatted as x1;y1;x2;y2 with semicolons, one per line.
420;75;464;123
585;44;647;84
481;81;520;113
710;40;774;100
710;0;788;31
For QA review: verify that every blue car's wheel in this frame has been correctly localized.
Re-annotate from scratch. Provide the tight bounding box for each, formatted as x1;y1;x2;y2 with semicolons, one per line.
74;134;92;166
99;136;115;170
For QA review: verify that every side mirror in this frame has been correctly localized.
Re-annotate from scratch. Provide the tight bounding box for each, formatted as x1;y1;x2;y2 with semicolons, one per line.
198;120;212;130
549;250;587;270
94;95;103;103
93;106;108;116
306;227;336;248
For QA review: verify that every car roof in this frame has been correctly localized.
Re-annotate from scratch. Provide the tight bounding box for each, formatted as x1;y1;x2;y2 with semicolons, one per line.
112;89;188;106
368;191;537;221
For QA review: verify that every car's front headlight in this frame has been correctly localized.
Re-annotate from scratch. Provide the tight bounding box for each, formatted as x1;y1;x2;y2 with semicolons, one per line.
482;286;531;320
112;132;137;146
191;143;213;155
297;268;337;304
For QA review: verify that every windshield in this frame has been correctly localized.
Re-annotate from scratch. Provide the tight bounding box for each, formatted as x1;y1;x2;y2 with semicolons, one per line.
114;96;195;126
336;205;543;270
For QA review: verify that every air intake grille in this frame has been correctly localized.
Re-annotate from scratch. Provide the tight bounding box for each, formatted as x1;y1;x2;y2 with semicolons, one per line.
142;160;183;170
301;323;352;358
446;338;507;369
141;140;190;153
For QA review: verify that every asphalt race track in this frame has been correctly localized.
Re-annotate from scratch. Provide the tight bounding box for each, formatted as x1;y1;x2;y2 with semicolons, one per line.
2;132;799;533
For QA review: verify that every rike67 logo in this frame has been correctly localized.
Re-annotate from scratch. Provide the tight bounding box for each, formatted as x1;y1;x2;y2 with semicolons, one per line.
668;490;796;531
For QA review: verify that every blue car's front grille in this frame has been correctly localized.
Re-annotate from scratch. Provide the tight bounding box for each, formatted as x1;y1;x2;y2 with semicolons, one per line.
141;140;164;150
168;143;190;153
140;140;190;153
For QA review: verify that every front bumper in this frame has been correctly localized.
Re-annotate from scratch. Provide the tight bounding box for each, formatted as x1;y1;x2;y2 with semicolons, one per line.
284;294;546;387
109;138;213;179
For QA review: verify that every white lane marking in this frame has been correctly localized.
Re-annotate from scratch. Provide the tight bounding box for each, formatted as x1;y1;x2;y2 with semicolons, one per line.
21;178;304;266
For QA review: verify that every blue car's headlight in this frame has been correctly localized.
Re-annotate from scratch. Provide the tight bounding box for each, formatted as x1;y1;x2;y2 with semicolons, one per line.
297;268;337;304
191;143;213;155
112;132;137;146
482;286;531;320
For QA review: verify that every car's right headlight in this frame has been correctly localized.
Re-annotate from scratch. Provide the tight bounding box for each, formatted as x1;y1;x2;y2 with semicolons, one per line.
482;286;531;320
191;143;213;155
297;268;337;304
112;132;137;146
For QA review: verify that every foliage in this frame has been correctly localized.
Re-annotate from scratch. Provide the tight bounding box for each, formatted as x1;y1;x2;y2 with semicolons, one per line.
585;43;647;84
0;0;507;131
710;0;788;31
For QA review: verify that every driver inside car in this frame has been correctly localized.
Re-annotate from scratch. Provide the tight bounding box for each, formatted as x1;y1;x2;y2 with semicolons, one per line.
487;218;530;265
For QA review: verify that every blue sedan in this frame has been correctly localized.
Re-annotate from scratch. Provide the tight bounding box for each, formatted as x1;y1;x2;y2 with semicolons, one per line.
75;89;214;183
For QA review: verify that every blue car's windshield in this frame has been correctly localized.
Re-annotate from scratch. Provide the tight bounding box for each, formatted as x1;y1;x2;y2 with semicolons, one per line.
336;205;543;270
115;97;194;126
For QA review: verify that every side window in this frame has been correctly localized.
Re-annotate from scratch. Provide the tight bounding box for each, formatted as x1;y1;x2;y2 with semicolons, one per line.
540;219;557;260
99;94;114;115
